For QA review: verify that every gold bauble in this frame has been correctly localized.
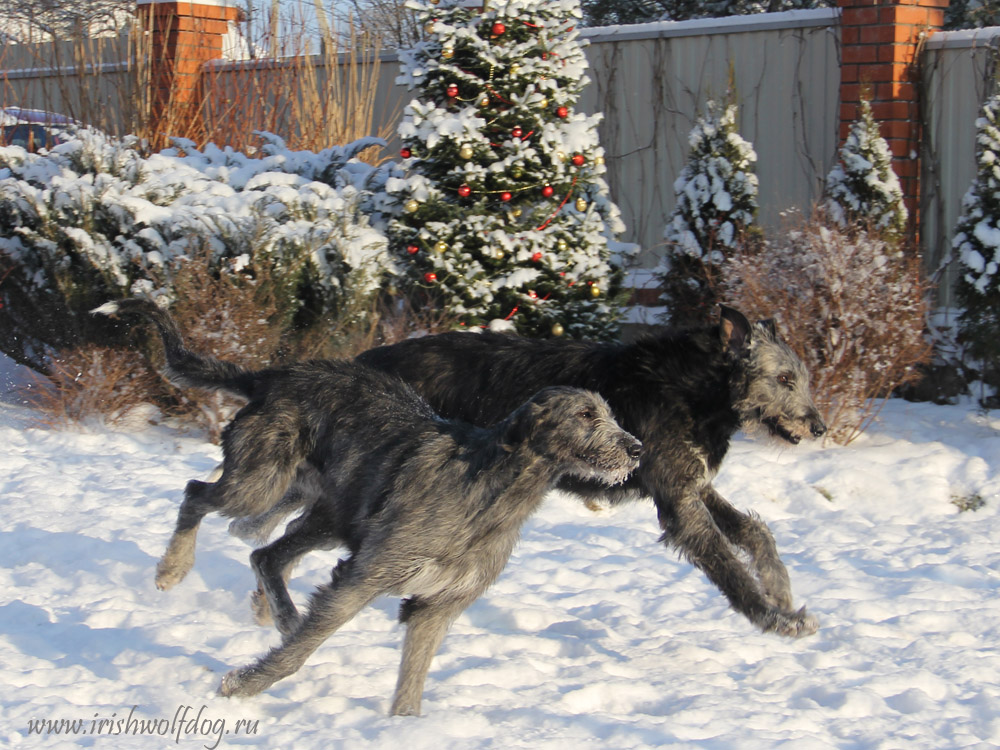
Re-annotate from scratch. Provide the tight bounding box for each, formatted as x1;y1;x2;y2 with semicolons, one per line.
595;155;606;166
511;208;523;218
424;22;436;34
575;197;588;212
404;199;419;213
538;98;548;109
556;151;567;162
510;63;521;76
479;96;490;107
511;166;524;179
442;46;455;59
433;240;448;254
494;249;505;260
459;145;474;160
551;322;565;337
556;238;568;252
590;285;601;298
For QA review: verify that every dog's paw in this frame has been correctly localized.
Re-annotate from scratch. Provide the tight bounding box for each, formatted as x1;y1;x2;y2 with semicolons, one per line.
219;667;264;698
770;607;819;638
154;560;190;591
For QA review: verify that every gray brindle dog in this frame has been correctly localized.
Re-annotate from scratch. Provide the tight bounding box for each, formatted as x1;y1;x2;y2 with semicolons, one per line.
95;297;642;716
357;306;827;638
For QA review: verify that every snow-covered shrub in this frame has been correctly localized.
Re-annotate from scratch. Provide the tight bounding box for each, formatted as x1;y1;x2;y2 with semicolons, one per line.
0;130;394;371
722;212;930;444
824;97;908;242
954;91;1000;406
657;99;759;327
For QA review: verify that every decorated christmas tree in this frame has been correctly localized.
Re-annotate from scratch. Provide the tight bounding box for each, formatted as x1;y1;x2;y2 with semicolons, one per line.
954;91;1000;403
656;98;759;327
386;0;629;339
824;96;908;241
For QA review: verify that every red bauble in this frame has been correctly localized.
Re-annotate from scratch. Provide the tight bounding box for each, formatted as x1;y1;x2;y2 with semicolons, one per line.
556;106;569;119
458;184;472;197
542;185;555;198
424;272;438;283
532;251;543;262
446;84;459;98
406;244;419;255
512;126;523;138
400;147;412;159
571;153;585;166
492;22;506;35
501;191;512;202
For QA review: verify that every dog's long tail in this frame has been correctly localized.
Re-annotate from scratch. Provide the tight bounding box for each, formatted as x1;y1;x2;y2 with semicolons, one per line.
92;297;255;398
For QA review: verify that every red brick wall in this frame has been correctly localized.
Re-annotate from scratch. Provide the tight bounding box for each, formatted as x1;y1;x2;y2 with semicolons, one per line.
837;0;948;237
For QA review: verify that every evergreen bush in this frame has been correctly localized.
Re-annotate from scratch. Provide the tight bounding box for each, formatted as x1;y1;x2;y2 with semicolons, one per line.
953;91;1000;405
824;97;908;243
0;130;393;372
657;98;759;327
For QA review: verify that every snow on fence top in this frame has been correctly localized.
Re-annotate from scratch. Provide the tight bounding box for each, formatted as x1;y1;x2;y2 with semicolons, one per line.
578;8;841;43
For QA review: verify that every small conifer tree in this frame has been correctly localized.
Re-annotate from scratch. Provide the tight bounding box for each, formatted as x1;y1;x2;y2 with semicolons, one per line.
824;96;908;241
954;91;1000;403
657;98;759;327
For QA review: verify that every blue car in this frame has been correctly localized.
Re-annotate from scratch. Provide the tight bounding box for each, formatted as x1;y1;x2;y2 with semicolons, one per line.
1;108;79;151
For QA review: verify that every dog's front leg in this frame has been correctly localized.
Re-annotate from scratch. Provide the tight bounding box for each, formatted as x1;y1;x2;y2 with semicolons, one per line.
391;596;474;717
655;484;817;638
221;570;379;698
701;486;793;611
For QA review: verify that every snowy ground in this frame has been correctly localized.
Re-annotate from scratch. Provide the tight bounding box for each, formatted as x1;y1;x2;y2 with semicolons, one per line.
2;368;999;748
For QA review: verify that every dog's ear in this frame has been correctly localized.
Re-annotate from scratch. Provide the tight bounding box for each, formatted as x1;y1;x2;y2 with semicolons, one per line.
719;305;752;357
500;401;539;451
756;318;778;339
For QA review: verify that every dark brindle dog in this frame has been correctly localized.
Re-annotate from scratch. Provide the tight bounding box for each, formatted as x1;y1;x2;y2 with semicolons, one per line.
95;297;642;715
357;306;826;637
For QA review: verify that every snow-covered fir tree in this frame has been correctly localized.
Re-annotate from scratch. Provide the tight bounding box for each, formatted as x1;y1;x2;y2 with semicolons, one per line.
824;97;908;241
386;0;629;339
954;91;1000;402
657;98;758;327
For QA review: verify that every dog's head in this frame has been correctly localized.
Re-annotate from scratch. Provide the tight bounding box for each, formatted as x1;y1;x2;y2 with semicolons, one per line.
720;306;827;445
503;387;642;485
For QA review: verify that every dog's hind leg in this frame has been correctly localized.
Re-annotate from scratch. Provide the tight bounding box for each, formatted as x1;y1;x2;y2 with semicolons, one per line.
391;595;477;717
250;518;343;636
702;487;793;611
155;479;226;590
156;414;308;591
220;563;380;698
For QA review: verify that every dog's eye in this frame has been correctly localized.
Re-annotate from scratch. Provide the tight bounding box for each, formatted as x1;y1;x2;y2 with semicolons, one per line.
777;373;794;388
578;410;595;421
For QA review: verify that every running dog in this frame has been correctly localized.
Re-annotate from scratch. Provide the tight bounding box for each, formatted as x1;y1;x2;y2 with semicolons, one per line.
357;306;826;638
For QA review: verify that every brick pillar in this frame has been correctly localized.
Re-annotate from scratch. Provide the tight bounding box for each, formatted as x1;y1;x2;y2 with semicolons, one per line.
138;0;240;148
837;0;947;239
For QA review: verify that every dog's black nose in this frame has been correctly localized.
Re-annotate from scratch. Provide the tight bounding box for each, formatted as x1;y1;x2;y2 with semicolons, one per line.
627;441;642;459
811;422;827;438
